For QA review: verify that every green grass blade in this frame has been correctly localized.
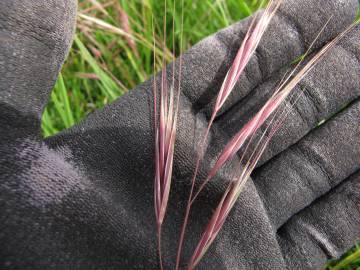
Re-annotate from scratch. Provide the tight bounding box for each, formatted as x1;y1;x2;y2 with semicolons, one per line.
57;74;75;128
74;35;125;101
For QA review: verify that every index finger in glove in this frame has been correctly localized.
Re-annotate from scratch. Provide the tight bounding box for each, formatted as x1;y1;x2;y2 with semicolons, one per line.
0;0;77;131
178;0;358;118
218;22;360;165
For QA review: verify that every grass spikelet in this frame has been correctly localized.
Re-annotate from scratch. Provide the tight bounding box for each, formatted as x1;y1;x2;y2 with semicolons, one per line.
214;0;282;112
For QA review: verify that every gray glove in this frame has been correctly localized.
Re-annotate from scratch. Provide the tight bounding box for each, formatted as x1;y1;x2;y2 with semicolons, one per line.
0;0;359;269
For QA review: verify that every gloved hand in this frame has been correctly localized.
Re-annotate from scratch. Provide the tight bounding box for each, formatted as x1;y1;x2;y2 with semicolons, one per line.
0;0;359;269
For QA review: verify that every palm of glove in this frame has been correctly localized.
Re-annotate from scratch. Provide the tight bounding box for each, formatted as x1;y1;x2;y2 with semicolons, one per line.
0;0;359;269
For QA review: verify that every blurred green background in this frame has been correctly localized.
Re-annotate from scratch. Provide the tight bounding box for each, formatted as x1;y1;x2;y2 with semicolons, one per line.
42;0;360;268
42;0;267;135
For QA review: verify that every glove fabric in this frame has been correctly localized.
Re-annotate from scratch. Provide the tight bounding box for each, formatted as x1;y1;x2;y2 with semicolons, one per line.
0;0;359;269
